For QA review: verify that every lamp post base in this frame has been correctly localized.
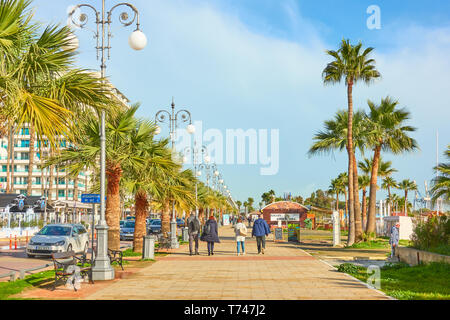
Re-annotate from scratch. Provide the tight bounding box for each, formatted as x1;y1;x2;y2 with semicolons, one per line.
170;220;179;249
91;224;115;281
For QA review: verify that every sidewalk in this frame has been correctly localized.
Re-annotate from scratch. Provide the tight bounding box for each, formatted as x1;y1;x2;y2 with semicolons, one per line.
83;225;390;300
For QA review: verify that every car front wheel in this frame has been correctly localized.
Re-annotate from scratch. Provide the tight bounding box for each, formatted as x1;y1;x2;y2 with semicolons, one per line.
27;254;35;258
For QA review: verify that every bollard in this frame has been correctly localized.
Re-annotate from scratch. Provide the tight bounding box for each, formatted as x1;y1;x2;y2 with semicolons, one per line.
142;235;155;260
14;235;17;250
26;231;28;244
182;227;189;242
9;235;12;250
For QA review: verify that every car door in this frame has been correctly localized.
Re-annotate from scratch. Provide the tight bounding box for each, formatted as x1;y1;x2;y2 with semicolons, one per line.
72;226;83;253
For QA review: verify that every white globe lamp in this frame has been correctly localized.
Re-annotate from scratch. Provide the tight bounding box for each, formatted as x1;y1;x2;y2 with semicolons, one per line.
154;125;161;135
129;30;147;51
204;155;211;164
214;171;219;176
196;171;202;177
187;124;195;134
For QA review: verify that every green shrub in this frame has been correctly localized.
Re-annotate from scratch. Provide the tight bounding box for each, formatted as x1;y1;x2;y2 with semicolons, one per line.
411;215;450;254
337;263;365;274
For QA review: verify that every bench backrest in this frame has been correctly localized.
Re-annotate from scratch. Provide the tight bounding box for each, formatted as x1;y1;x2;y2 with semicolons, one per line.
52;251;76;260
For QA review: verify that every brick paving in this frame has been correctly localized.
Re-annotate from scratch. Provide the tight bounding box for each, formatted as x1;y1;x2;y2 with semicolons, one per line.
84;225;391;300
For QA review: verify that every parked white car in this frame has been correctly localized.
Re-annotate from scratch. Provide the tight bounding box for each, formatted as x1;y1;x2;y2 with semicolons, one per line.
26;224;89;258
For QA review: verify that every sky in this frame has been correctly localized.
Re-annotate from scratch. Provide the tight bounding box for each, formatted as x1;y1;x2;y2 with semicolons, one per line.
31;0;450;208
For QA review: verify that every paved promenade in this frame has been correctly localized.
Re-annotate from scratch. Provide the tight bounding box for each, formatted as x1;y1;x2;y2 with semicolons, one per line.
86;225;390;300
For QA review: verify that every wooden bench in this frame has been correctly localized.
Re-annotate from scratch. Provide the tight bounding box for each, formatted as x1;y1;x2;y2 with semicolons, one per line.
51;251;93;291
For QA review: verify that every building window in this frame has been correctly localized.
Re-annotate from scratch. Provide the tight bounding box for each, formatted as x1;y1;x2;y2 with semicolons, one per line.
58;190;65;197
35;177;41;185
21;140;30;148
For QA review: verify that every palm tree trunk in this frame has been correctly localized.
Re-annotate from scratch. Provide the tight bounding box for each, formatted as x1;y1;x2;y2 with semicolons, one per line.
353;154;363;242
336;192;339;211
344;190;348;229
133;189;148;253
346;81;355;246
366;145;382;238
74;176;79;201
387;187;392;216
48;150;54;204
161;201;171;238
6;124;11;193
27;125;35;196
404;190;408;215
105;162;123;251
362;188;367;230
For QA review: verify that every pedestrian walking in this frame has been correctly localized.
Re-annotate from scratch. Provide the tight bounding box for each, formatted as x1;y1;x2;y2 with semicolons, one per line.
234;218;247;256
252;213;271;254
186;213;201;256
247;215;252;228
389;222;400;259
200;215;220;256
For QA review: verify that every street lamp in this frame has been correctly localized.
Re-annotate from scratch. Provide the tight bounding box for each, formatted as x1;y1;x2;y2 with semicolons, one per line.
198;163;218;218
68;0;146;281
184;143;208;218
155;98;194;148
154;100;194;249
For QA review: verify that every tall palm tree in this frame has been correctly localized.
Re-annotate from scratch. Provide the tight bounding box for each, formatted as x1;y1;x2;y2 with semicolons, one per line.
236;200;242;213
431;145;450;205
309;110;368;242
44;105;149;250
322;39;380;245
328;178;345;211
382;177;398;215
397;179;417;215
358;175;370;228
337;172;349;227
123;131;175;253
365;97;418;236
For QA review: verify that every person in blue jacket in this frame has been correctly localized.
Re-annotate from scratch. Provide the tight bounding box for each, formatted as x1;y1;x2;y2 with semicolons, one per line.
251;213;271;254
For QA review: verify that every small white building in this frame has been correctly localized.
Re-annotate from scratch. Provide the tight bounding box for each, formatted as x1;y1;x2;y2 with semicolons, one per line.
383;216;415;240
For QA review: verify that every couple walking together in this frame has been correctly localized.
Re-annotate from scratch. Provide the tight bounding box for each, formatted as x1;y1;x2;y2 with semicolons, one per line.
187;212;271;256
187;213;220;256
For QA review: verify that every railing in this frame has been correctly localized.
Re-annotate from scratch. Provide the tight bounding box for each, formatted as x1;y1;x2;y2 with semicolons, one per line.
0;263;53;282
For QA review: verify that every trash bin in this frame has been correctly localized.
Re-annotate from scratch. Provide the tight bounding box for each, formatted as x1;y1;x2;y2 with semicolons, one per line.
182;227;189;242
142;235;155;260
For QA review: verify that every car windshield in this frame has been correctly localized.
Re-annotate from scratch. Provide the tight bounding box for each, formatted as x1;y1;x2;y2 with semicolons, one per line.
123;222;135;228
38;225;71;236
152;220;161;225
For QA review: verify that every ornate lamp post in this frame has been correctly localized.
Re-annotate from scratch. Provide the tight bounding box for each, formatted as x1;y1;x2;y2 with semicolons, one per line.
184;143;208;220
155;98;195;148
154;99;195;248
68;0;147;281
198;163;217;218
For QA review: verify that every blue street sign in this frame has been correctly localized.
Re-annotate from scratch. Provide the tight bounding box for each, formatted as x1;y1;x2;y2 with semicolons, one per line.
81;194;101;204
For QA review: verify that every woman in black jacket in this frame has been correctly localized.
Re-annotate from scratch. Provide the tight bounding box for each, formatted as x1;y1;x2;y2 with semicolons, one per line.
200;216;220;255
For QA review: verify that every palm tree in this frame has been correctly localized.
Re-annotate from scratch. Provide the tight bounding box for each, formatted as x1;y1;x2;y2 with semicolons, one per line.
247;197;255;213
0;0;112;197
382;177;398;215
337;172;349;228
431;145;450;205
328;178;344;211
122;121;175;253
397;179;417;215
358;175;370;228
322;39;380;245
236;200;242;213
309;110;368;242
44;105;150;250
365;97;418;236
